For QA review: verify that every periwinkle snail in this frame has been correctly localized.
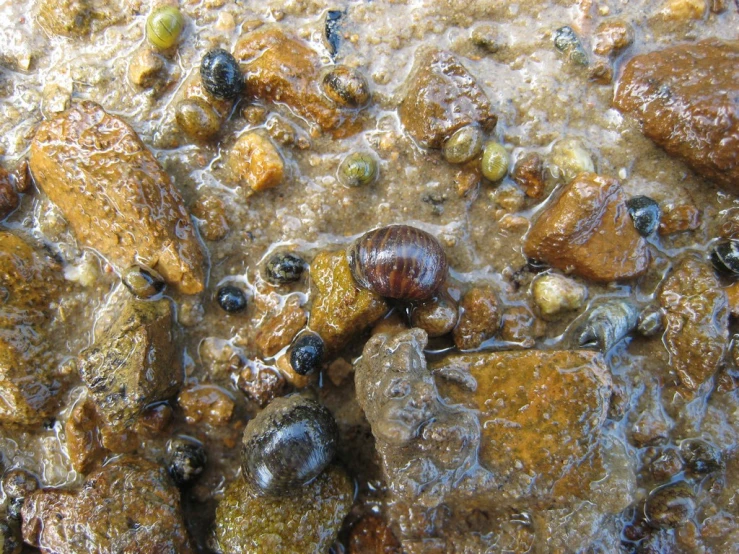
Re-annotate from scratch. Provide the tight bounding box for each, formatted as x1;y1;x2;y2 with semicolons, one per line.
241;395;338;496
347;224;448;301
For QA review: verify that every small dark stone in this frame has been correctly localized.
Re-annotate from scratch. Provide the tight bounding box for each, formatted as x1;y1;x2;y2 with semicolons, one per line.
627;196;661;237
553;26;588;66
711;240;739;276
290;333;325;376
167;437;207;486
680;439;724;475
644;481;695;529
200;48;243;100
325;9;344;55
265;252;305;285
0;520;21;554
217;285;247;313
6;497;23;520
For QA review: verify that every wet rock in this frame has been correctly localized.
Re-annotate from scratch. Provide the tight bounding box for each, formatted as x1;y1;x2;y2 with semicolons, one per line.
22;456;194;553
658;0;707;21
658;204;701;236
237;361;285;407
178;385;234;427
629;379;673;447
658;257;728;391
215;465;352;554
452;286;500;350
78;298;181;431
398;47;497;148
524;172;649;282
500;305;543;347
29;102;205;294
650;448;684;482
309;251;388;353
614;40;739;193
349;515;401;554
512;152;545;199
531;273;588;320
65;398;105;473
175;98;221;142
228;132;284;192
36;0;124;38
593;20;634;57
0;167;19;220
191;194;229;241
410;290;458;338
0;232;63;425
128;48;166;90
234;26;361;138
255;296;307;358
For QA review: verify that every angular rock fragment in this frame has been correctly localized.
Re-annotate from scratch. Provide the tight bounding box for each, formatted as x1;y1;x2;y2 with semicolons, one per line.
524;172;649;282
0;232;63;425
78;298;181;430
30;102;205;294
452;286;499;350
215;466;352;554
228;132;284;192
309;251;388;353
36;0;125;38
614;40;739;193
658;256;728;391
22;457;194;553
399;47;497;148
234;26;361;137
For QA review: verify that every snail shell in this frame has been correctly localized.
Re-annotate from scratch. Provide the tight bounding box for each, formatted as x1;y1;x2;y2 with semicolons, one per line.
241;395;338;496
577;299;639;352
347;225;448;301
146;6;184;50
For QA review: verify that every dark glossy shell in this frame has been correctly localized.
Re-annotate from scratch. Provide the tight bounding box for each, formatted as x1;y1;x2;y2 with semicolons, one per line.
167;437;207;486
627;195;661;237
644;481;695;529
265;252;305;284
711;239;739;275
680;439;724;474
290;333;325;376
241;395;338;497
122;265;165;298
200;49;242;100
347;225;448;301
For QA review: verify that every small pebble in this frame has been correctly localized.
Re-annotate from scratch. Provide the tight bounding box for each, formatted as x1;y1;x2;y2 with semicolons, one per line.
217;285;247;313
553;26;588;66
122;265;165;298
167;437;207;486
481;141;509;182
531;273;588;319
443;125;483;165
644;481;695;529
680;439;724;475
290;333;325;376
265;252;305;284
175;98;221;142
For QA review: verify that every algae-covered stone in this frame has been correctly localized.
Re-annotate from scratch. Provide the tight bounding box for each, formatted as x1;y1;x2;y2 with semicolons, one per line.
29;102;205;294
215;466;353;554
78;298;180;430
36;0;124;38
22;457;194;553
0;232;63;425
309;251;388;352
398;47;497;148
658;256;729;391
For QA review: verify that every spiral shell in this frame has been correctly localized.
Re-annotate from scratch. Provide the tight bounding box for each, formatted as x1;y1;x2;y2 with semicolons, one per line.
146;6;184;50
577;299;639;351
347;225;448;301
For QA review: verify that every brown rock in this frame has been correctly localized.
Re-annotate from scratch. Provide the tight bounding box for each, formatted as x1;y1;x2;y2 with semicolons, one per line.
0;166;19;220
500;305;543;346
237;361;285;407
128;48;166;90
658;256;729;391
36;0;124;38
0;232;63;425
22;457;194;553
78;298;181;431
65;398;105;473
349;515;401;554
398;47;497;148
175;98;221;142
254;296;307;357
191;194;230;241
523;172;649;282
234;26;361;138
658;204;701;236
410;290;458;338
228;132;284;192
593;20;634;57
614;40;739;193
309;251;388;353
726;281;739;317
452;286;500;350
512;152;545;199
178;385;235;426
629;378;673;447
135;403;173;436
30;102;205;294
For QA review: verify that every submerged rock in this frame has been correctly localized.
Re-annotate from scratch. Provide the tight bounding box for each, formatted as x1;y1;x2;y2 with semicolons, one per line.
0;232;63;425
215;466;352;554
22;457;194;553
524;172;649;282
658;256;729;391
36;0;124;38
78;298;181;430
398;47;497;148
614;40;739;193
234;26;362;138
30;102;205;294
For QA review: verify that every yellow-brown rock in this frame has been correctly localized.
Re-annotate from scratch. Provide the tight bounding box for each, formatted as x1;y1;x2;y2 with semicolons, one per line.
309;251;388;353
29;102;205;294
234;26;361;138
658;256;728;391
452;286;499;350
0;232;63;425
436;349;612;491
523;172;649;282
254;296;306;357
228;132;284;192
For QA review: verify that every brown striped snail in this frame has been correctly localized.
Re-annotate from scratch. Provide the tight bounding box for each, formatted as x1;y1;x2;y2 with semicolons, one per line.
347;224;448;301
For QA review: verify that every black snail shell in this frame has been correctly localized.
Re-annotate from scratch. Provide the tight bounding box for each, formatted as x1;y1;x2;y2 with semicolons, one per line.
200;49;243;100
167;437;207;486
711;239;739;275
289;332;325;376
241;395;338;496
627;195;661;237
347;225;448;301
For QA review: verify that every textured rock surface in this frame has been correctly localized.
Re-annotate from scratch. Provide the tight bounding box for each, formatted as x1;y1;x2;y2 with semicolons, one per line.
30;102;205;294
452;286;499;350
234;26;362;138
614;40;739;192
36;0;124;38
524;172;649;282
0;232;63;425
78;298;180;430
22;457;194;553
398;47;497;148
658;256;729;391
215;466;353;554
309;250;388;353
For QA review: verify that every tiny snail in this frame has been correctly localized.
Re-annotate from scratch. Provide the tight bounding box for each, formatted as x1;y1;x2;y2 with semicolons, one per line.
146;6;184;50
347;224;448;301
711;239;739;276
200;49;243;100
443;125;483;165
644;481;695;530
627;196;661;237
122;265;165;298
481;141;509;182
322;65;370;108
241;395;338;496
338;151;378;187
265;252;305;284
